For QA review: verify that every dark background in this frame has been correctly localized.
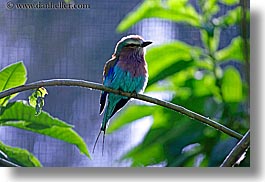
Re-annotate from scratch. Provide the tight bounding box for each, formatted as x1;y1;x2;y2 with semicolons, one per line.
0;0;240;167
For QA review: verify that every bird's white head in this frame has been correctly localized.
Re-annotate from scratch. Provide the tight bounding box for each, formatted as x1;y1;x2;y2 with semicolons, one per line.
114;35;152;55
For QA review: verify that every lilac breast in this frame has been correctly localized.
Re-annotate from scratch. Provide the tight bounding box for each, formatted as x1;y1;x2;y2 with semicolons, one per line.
117;48;148;78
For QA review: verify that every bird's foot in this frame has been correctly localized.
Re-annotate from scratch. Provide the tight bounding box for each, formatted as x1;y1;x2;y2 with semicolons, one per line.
131;91;138;98
117;89;123;96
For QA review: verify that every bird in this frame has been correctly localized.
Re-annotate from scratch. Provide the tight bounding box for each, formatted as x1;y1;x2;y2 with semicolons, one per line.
93;35;152;155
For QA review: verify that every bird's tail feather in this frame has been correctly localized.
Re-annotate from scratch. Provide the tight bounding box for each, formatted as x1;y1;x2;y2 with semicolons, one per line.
93;101;114;155
92;129;106;156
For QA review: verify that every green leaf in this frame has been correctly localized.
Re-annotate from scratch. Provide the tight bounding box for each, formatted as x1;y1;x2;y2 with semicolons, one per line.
146;41;202;86
192;74;219;97
121;125;169;166
121;100;206;167
215;7;249;28
194;59;213;70
107;105;156;134
201;28;221;53
150;60;194;87
219;0;239;6
221;67;243;102
216;37;244;62
0;62;27;106
0;141;42;167
0;101;91;158
146;68;195;94
4;122;90;159
123;112;206;166
123;143;165;167
117;0;201;32
0;101;72;127
200;0;219;19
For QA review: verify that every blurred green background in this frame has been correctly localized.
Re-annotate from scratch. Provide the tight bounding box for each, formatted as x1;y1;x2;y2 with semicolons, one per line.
108;0;250;167
0;0;249;167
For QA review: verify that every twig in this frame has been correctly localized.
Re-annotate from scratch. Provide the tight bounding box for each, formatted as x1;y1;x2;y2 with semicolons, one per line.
220;130;250;167
0;79;243;140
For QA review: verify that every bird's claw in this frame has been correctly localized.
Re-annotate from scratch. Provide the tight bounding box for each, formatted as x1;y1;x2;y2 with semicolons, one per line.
131;91;138;98
117;89;123;96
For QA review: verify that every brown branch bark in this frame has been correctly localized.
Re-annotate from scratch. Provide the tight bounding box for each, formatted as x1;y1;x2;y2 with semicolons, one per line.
0;79;243;140
220;130;250;167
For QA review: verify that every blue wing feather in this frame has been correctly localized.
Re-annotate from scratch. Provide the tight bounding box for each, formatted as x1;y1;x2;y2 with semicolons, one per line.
99;57;117;114
99;91;107;114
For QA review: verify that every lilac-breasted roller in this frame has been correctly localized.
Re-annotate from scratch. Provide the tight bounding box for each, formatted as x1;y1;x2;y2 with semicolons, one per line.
93;35;152;154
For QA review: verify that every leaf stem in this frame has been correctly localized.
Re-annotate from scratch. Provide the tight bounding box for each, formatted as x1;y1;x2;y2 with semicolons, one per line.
0;79;243;140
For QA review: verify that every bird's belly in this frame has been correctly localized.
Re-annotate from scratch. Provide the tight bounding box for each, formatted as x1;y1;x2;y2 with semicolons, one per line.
119;71;147;93
111;65;147;93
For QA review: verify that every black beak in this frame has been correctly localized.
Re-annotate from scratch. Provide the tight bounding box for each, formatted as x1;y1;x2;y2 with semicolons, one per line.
141;41;152;47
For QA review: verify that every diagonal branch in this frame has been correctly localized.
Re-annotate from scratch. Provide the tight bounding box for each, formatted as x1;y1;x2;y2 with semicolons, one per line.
0;157;21;167
0;79;243;140
220;130;250;167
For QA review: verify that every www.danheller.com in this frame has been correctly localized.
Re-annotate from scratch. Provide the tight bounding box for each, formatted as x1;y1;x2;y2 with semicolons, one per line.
6;1;90;10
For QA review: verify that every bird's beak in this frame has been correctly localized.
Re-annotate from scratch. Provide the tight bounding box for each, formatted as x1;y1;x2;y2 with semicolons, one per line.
141;41;152;47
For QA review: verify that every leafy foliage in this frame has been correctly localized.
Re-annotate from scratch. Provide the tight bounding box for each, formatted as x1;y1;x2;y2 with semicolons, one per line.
145;41;202;86
0;141;41;167
216;37;245;62
107;105;157;133
116;0;201;32
0;61;27;106
221;67;243;102
0;63;91;166
219;0;239;6
0;101;91;159
110;0;249;167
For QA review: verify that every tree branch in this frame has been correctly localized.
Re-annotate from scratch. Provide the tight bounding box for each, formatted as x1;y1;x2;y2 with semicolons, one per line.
0;158;21;167
0;79;243;140
220;130;250;167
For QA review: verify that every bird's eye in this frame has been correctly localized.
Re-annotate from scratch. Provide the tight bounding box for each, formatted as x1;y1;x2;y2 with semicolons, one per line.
125;44;138;47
